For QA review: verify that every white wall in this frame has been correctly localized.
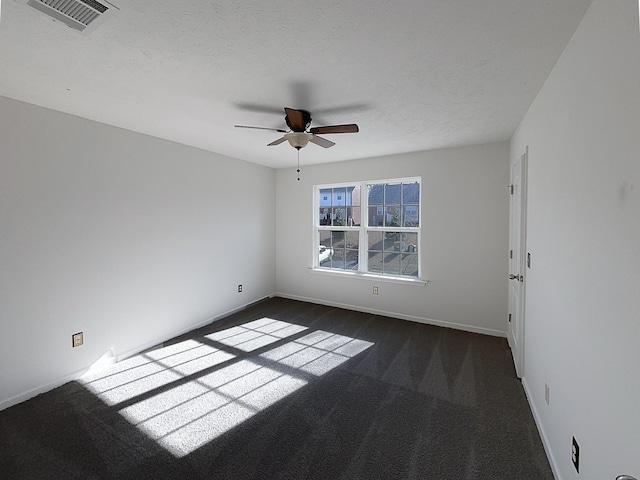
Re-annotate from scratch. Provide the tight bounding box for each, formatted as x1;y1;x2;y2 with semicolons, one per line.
0;96;276;410
511;0;640;478
275;142;510;336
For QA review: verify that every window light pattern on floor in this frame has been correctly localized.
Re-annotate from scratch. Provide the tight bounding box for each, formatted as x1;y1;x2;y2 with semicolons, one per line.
205;317;308;352
81;339;235;406
80;318;373;458
260;330;374;376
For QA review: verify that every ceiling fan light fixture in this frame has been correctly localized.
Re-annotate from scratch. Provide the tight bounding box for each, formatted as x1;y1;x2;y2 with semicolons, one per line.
285;132;312;149
236;107;358;151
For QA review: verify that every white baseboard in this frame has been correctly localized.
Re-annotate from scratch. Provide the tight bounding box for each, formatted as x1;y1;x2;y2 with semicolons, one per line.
274;292;507;338
0;368;89;413
0;296;271;412
1;293;501;412
522;377;561;480
113;295;274;363
113;295;274;362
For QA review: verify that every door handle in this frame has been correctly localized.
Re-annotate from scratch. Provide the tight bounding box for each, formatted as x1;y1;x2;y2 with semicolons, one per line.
509;274;523;281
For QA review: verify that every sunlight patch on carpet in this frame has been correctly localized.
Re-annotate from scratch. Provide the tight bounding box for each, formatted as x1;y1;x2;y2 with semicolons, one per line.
261;330;374;376
120;359;307;456
81;339;235;405
80;319;373;457
205;318;308;352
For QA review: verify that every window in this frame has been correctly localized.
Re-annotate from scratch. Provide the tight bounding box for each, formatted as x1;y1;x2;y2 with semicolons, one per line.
315;178;421;279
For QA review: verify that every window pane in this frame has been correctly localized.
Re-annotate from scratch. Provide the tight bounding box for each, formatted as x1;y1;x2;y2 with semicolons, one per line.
319;188;332;207
368;184;384;205
401;232;418;253
331;231;345;249
347;207;360;226
368;231;383;251
400;253;418;277
319;246;332;266
346;231;359;249
402;205;419;227
333;187;346;206
319;230;332;266
320;230;331;248
346;249;359;270
368;251;383;273
383;232;400;252
385;183;401;205
331;249;345;269
369;208;382;227
402;182;420;204
385;206;401;227
383;250;400;275
350;185;361;207
319;208;331;226
332;208;347;226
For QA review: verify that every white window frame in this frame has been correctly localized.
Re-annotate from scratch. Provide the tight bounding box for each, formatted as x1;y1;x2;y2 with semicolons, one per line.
313;177;424;283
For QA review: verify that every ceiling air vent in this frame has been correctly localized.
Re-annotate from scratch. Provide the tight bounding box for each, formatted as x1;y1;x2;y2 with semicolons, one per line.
19;0;118;33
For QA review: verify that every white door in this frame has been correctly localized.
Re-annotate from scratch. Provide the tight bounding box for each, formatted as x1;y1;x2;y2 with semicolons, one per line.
508;147;527;378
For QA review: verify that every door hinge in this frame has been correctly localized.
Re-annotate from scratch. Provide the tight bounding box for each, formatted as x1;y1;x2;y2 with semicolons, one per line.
509;249;513;259
508;313;512;323
509;184;514;194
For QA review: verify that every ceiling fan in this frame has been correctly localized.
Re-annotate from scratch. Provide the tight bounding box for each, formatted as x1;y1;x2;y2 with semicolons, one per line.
235;107;359;150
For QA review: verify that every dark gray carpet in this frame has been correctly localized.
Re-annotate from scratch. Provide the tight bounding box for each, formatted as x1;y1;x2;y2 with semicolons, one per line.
0;297;553;479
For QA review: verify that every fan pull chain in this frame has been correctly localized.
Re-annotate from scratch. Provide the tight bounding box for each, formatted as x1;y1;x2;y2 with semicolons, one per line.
297;148;301;181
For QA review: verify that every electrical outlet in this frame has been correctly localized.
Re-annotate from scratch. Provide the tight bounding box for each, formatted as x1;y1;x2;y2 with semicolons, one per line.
238;284;243;293
72;332;83;348
572;436;580;473
545;383;550;405
372;286;379;295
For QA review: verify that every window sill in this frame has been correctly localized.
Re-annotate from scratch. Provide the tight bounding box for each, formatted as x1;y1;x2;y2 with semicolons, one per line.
309;268;429;286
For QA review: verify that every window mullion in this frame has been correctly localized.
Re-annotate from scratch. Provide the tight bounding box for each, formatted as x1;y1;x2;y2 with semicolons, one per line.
359;181;367;273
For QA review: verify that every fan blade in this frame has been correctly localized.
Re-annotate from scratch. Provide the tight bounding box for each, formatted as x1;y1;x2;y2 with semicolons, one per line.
309;135;335;148
310;124;359;135
235;103;284;115
268;136;288;146
235;125;287;133
284;107;307;132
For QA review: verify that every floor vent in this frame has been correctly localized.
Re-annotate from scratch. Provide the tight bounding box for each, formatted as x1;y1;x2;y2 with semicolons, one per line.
19;0;118;33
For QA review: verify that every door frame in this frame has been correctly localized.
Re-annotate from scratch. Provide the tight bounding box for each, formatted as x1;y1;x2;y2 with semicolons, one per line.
508;146;528;378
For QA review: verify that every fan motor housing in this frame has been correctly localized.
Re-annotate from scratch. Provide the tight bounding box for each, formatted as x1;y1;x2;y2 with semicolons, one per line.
285;109;312;132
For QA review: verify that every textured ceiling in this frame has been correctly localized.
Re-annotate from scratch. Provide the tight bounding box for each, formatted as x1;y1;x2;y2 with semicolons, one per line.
0;0;592;168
